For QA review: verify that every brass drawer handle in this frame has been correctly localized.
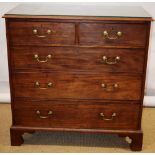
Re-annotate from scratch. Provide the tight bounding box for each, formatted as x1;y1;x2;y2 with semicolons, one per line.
36;110;53;119
35;81;53;89
100;112;117;121
102;31;122;40
102;56;120;65
101;83;119;92
33;29;55;38
34;54;52;63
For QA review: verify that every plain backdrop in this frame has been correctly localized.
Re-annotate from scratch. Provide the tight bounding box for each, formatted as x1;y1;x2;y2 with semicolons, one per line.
0;2;155;96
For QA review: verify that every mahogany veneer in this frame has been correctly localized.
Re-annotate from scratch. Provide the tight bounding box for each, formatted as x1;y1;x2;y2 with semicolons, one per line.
3;4;152;151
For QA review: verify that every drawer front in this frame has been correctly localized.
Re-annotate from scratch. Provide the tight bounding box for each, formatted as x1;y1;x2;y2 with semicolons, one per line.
8;21;75;45
12;72;142;100
13;100;140;130
11;47;145;73
79;23;147;47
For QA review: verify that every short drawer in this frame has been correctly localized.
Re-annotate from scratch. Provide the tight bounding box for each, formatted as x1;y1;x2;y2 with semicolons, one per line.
13;100;140;130
11;47;145;73
12;72;142;100
79;23;147;47
8;21;75;45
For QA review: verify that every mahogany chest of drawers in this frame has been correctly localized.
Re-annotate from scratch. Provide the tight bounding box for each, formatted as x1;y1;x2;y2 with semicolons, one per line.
3;4;152;151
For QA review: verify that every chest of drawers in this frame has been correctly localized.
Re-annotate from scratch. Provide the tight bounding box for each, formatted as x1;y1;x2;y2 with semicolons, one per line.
3;4;152;151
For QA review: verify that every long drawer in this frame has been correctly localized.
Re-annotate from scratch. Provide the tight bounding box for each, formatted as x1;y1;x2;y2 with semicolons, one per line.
8;21;75;45
79;23;147;47
13;100;140;130
12;72;142;100
11;47;145;73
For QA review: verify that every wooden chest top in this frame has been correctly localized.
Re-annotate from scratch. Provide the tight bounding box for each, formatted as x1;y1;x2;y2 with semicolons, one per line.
3;4;152;21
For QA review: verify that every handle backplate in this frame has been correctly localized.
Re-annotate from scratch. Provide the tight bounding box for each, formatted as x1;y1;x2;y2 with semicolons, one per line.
33;29;55;38
34;54;52;63
103;30;122;40
35;81;53;89
102;56;120;65
101;83;119;92
36;110;53;119
100;112;117;121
